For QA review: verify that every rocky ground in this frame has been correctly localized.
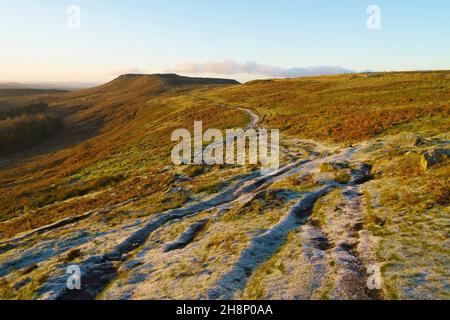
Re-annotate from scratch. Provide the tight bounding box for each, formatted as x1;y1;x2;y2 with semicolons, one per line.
0;104;448;300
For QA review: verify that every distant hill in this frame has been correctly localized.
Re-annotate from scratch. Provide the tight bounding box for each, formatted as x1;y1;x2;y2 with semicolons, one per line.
0;88;68;97
116;73;240;86
0;82;29;89
94;73;239;96
0;82;98;91
0;74;238;92
62;73;238;99
45;73;240;125
130;73;239;86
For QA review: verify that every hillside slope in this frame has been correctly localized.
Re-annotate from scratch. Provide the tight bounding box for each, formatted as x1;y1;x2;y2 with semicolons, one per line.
204;71;449;142
0;72;448;300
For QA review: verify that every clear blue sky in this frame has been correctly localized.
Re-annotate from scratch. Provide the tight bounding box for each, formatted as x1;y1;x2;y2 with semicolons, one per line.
1;0;449;83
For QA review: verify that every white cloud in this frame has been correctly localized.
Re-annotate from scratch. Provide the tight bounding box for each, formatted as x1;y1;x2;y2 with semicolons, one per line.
170;60;357;78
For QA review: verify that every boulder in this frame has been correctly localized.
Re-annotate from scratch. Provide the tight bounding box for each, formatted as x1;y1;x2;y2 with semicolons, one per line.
320;163;335;173
320;162;349;173
389;133;426;148
420;148;449;171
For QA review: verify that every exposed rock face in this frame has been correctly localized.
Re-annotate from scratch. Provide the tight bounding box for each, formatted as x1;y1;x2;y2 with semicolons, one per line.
163;219;209;252
116;73;240;86
420;148;449;171
319;162;372;185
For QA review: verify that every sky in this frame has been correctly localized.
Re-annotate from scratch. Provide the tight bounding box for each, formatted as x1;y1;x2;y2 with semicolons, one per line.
0;0;449;84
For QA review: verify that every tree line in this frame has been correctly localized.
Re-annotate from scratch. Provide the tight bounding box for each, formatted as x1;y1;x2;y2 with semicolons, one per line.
0;101;50;121
0;102;64;156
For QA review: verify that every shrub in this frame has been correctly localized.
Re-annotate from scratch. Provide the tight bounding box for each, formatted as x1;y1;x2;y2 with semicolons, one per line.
64;249;82;262
335;173;352;184
389;153;423;178
426;176;450;206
